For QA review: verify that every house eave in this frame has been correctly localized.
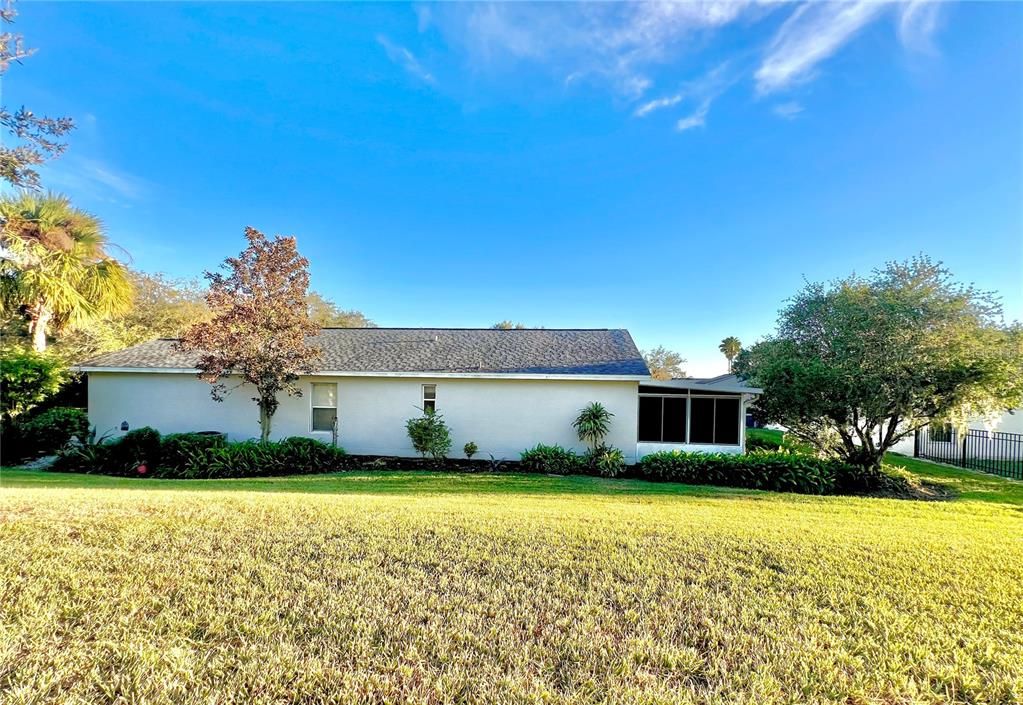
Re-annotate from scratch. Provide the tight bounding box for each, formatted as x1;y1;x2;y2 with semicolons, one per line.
76;366;650;382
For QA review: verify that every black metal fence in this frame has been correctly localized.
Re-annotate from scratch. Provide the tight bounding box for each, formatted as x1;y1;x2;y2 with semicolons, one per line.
915;426;1023;480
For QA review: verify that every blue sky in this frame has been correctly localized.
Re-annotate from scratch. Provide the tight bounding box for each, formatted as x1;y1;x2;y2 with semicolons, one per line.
8;1;1023;375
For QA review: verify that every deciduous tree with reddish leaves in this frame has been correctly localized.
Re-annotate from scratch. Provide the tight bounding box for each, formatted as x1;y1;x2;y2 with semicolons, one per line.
180;227;321;442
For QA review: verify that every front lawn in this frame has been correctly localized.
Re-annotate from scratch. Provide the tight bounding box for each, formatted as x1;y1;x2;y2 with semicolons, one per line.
1;463;1021;703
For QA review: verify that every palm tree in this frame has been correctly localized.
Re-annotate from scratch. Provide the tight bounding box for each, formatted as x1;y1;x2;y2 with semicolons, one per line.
1;193;133;351
719;336;741;373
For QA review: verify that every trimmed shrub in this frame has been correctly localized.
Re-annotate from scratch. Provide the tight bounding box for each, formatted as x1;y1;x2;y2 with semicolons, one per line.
519;444;584;474
463;442;478;460
585;444;626;478
637;449;855;495
405;410;452;459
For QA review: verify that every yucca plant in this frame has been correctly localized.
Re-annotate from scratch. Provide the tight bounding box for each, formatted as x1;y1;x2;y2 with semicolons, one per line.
572;402;614;451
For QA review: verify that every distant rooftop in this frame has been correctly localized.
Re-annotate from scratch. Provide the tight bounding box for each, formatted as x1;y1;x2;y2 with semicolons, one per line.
80;327;650;377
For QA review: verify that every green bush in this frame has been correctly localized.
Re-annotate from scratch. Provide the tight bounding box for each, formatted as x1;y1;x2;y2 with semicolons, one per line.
2;406;89;461
106;427;163;473
21;407;90;452
585;444;626;478
463;441;478;460
519;444;584;474
173;437;347;479
53;429;347;479
0;348;69;421
160;432;227;471
637;449;860;495
405;409;452;459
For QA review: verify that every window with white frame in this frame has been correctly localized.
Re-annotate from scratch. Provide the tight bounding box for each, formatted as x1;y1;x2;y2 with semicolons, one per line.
311;383;337;432
422;384;437;413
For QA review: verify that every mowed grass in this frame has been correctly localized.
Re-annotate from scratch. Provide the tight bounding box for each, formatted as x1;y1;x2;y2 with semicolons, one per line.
1;465;1022;704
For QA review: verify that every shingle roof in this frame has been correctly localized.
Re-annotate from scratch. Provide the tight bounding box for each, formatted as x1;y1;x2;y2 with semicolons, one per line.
79;328;650;377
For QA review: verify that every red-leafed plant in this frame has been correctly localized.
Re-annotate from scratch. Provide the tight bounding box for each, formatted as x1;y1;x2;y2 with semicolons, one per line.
179;227;321;442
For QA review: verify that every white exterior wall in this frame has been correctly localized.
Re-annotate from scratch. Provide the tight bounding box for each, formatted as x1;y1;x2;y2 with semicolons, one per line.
890;409;1023;457
87;372;641;461
637;441;744;457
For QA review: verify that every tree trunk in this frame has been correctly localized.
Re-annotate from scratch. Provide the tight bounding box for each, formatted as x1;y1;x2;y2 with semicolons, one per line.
259;404;272;443
28;306;52;352
840;445;885;473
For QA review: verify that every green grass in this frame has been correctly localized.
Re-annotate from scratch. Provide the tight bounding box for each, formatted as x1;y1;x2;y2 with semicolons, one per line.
2;464;1022;703
885;453;1023;505
746;427;785;446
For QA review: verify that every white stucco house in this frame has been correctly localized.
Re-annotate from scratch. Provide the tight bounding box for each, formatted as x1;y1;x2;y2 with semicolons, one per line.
78;328;760;463
890;408;1023;457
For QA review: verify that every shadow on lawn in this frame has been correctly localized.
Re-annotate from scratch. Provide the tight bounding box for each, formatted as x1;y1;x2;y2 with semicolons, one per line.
4;458;1021;505
0;468;775;501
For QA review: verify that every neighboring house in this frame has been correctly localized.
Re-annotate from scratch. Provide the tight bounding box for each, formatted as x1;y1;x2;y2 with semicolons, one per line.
890;408;1022;457
77;328;761;462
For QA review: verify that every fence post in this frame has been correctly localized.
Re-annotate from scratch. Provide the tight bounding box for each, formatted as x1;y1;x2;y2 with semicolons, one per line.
960;432;968;468
914;429;920;458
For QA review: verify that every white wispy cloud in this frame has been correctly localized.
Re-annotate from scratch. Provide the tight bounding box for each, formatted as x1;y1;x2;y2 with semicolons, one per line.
772;101;804;120
421;2;759;99
405;2;947;130
898;1;944;54
677;99;712;132
635;61;736;130
755;1;887;95
634;94;682;118
41;155;149;204
377;34;435;84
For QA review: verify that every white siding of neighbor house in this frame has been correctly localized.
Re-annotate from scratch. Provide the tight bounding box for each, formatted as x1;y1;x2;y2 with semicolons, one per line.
889;409;1023;456
87;372;641;461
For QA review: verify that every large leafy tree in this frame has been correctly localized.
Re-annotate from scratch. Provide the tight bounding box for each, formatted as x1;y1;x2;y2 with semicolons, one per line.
736;256;1023;471
0;193;133;351
643;346;686;380
306;291;375;328
718;336;741;373
1;1;74;189
179;227;321;442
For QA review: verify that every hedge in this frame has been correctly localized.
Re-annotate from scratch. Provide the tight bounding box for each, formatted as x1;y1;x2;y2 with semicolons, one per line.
634;449;904;495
